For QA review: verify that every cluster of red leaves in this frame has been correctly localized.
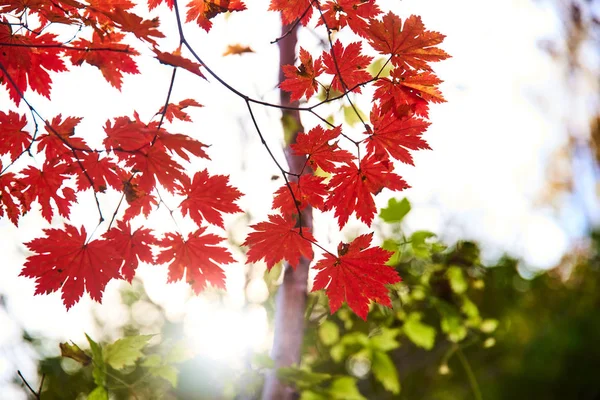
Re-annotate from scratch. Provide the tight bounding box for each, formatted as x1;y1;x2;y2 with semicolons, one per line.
0;0;448;320
273;3;449;319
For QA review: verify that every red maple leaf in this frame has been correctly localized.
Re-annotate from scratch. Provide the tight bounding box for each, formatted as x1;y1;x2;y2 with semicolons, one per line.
382;68;445;103
154;46;206;79
222;43;254;56
290;125;354;173
21;224;122;309
280;48;323;102
103;113;195;193
156;228;235;293
66;152;123;192
84;0;135;24
1;0;82;26
186;0;247;32
19;163;77;223
272;174;328;214
126;144;186;193
324;154;409;227
318;0;381;37
367;13;449;70
122;178;158;221
68;31;140;90
322;40;372;93
179;169;242;228
107;8;165;45
243;214;314;269
103;113;153;155
0;163;24;225
0;111;31;162
103;113;208;162
156;130;210;162
374;68;445;118
89;0;133;8
157;98;203;123
312;233;400;320
0;23;67;105
37;114;88;162
269;0;313;25
364;104;431;164
148;0;174;9
103;220;155;282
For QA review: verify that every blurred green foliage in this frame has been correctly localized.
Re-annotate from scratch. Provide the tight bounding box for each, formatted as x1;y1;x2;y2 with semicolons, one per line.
13;199;600;399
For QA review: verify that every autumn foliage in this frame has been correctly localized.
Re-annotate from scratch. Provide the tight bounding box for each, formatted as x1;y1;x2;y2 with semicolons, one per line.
0;0;448;320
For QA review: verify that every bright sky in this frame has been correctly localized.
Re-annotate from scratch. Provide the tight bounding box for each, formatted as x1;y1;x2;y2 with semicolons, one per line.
1;0;599;397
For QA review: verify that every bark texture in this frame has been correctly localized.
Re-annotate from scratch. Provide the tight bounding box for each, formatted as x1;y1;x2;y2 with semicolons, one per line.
261;23;312;400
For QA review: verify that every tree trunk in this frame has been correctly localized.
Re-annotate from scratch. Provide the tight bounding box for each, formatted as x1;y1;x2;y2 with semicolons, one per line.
261;23;312;400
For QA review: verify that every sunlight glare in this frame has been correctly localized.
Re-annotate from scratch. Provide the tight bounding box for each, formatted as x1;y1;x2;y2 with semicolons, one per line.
183;298;269;367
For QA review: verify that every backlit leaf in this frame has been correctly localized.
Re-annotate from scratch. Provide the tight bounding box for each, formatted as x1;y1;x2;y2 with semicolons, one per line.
104;334;154;370
244;214;314;269
380;197;411;223
312;233;400;320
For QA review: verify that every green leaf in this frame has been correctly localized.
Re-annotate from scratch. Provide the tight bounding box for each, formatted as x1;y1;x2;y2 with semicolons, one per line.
447;266;468;294
343;105;367;127
264;262;283;288
480;319;499;333
319;320;340;346
317;86;328;102
411;286;426;301
382;239;399;252
141;354;162;367
150;365;179;387
439;307;467;343
336;308;354;330
380;198;411;223
301;392;328;400
411;231;436;243
368;57;393;78
86;334;105;387
104;334;153;370
252;353;275;369
461;297;481;326
371;351;400;394
277;367;331;388
282;111;301;145
313;166;332;179
330;343;345;363
326;87;343;100
165;341;193;364
369;328;400;352
329;377;366;400
340;332;369;347
403;312;436;350
381;239;402;266
60;342;91;365
86;334;103;362
410;231;436;259
87;386;108;400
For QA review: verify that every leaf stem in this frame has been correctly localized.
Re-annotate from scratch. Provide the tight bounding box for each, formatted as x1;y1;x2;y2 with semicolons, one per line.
455;346;483;400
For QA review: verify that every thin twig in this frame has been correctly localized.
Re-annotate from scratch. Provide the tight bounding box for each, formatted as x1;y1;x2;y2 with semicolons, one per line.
270;0;317;44
456;346;483;400
17;370;40;400
244;100;306;228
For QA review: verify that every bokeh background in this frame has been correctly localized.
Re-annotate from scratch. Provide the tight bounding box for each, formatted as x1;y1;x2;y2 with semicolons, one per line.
1;0;599;398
